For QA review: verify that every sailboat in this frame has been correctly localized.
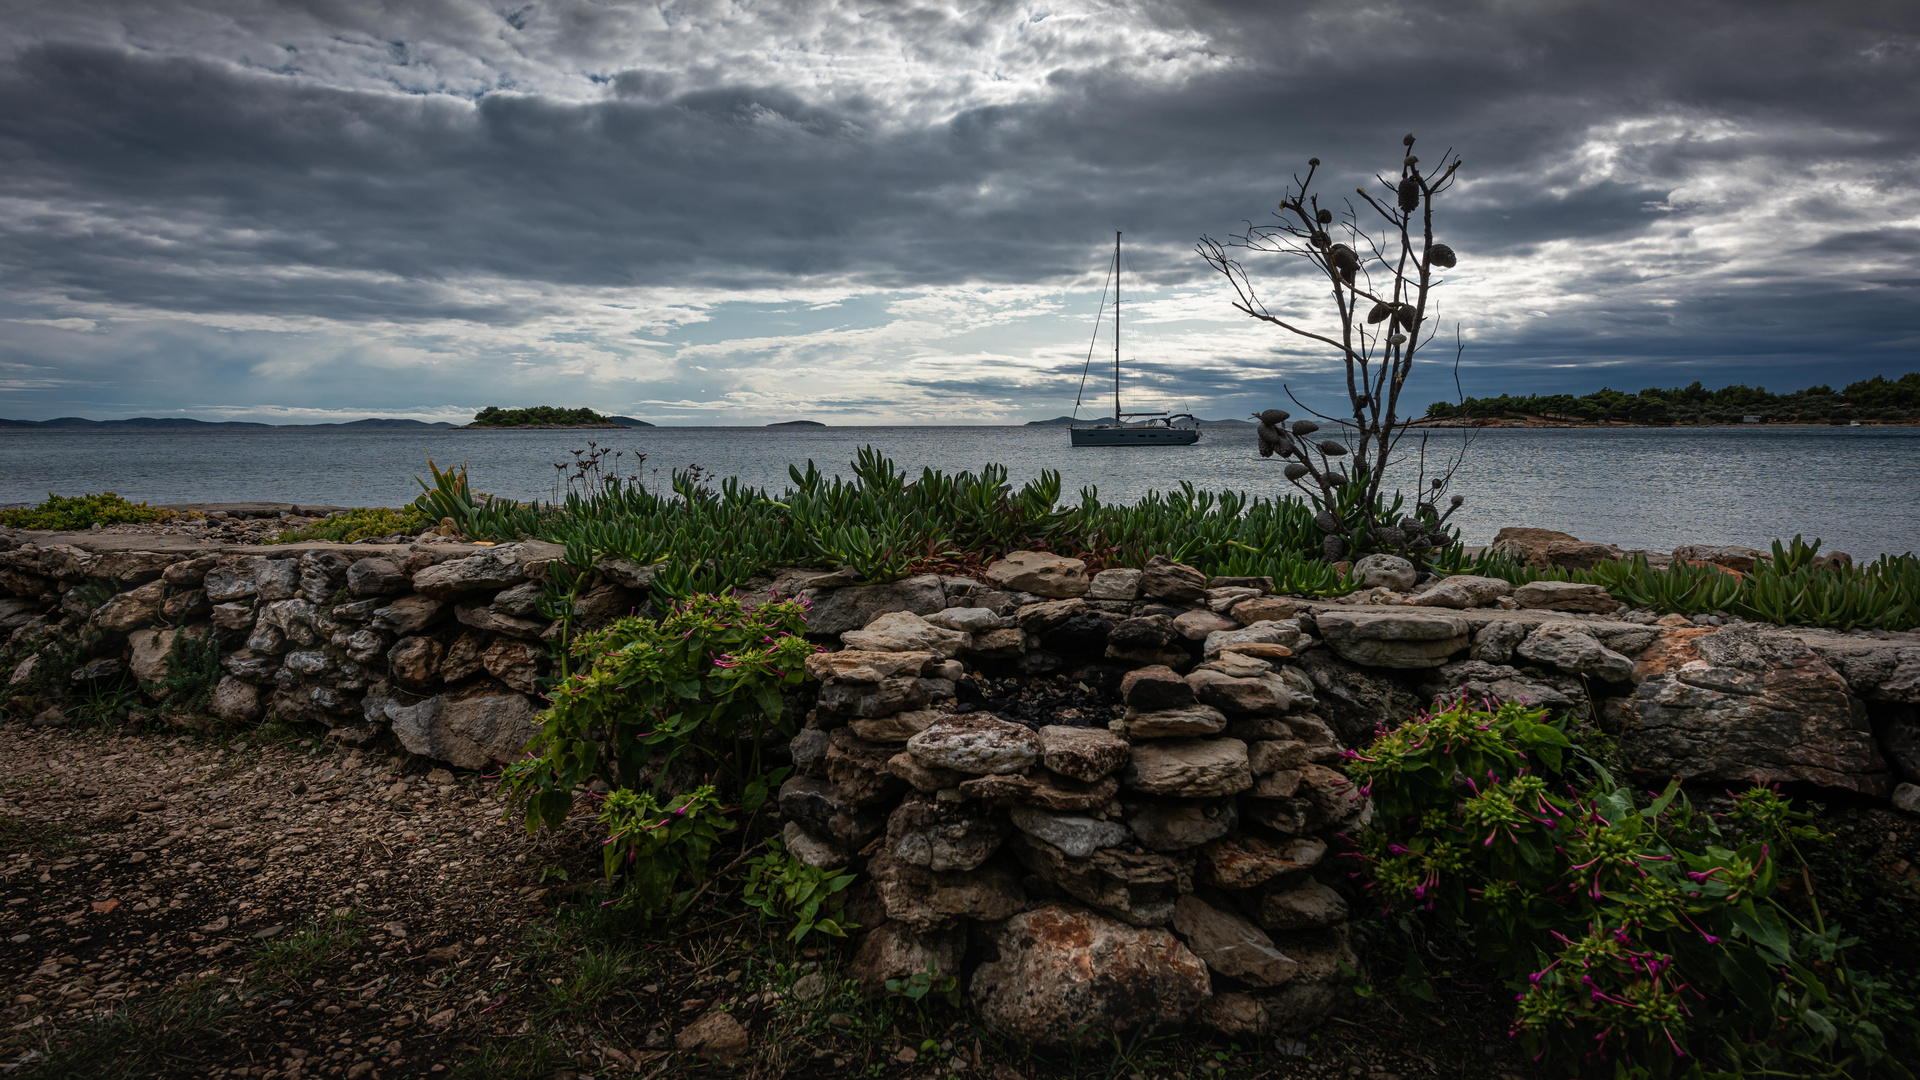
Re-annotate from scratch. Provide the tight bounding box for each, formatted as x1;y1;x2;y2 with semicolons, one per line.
1070;232;1200;447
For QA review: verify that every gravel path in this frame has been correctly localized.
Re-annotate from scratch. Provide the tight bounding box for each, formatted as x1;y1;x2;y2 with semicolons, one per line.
0;721;592;1078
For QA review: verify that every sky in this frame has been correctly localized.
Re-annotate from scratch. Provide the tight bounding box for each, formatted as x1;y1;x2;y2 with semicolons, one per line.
1;0;1916;425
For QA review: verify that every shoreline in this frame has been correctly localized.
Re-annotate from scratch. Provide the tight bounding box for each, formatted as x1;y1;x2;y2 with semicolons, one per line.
1410;416;1920;429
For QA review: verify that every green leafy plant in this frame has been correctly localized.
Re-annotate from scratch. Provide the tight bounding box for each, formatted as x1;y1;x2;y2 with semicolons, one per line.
506;592;815;834
885;959;961;1012
156;630;222;716
0;492;174;530
742;837;859;943
597;785;732;919
272;506;430;544
1346;697;1918;1078
470;405;614;427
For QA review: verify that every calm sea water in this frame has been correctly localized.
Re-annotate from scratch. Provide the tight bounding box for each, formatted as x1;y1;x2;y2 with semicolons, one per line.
2;425;1915;559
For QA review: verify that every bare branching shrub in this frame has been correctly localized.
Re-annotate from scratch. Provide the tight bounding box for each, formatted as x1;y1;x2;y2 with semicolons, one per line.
1199;133;1470;566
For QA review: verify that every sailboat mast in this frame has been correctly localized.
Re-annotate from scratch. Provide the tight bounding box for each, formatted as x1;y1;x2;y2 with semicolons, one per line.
1113;231;1122;424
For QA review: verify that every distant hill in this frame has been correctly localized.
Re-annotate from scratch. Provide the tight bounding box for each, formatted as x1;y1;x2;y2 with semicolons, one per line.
608;416;655;427
0;416;455;429
768;420;825;427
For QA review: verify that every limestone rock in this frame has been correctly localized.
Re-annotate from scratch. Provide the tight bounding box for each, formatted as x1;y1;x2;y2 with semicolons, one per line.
1186;669;1290;715
777;775;886;849
210;601;255;630
1009;833;1193;925
163;588;211;622
849;921;967;998
128;627;189;684
1350;553;1415;591
371;594;445;635
1121;703;1229;738
804;649;932;684
208;676;265;723
908;714;1041;775
1489;527;1581;569
94;580;166;632
1173;895;1297;987
1258;879;1348;931
782;821;847;870
956;771;1119;811
1120;665;1194;711
887;751;968;793
1039;725;1131;782
1140;556;1209;602
1106;614;1189;668
1205;586;1264;614
387;636;443;690
1422;659;1589;718
1515;623;1634;681
385;693;540;769
346;557;409;596
843;610;970;657
1174;609;1239;641
1512;580;1615;613
1409;575;1513;609
789;728;832;777
849;707;944;743
481;639;542;692
818;676;932;719
827;729;908;807
925;607;1006;634
1316;610;1468;669
675;1011;749;1064
162;554;218;587
1009;805;1130;857
870;849;1027;929
1015;598;1088;634
968;626;1027;659
1469;619;1528;662
1894;783;1920;815
411;548;530;598
1673;544;1768;574
1617;625;1889;795
1202;620;1303;660
802;574;946;635
887;796;1007;871
1127;798;1236;852
970;905;1211;1045
1544;540;1623;571
1197;835;1327;889
1088;568;1142;600
250;558;301;601
490;581;546;617
1231;597;1296;625
985;551;1090;599
595;555;662;590
455;602;545;639
1123;739;1252;798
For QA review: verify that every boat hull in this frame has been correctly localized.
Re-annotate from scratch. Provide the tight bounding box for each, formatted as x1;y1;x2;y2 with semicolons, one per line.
1069;427;1200;446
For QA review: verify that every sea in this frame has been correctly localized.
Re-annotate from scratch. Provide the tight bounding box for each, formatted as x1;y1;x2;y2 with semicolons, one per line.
2;425;1916;559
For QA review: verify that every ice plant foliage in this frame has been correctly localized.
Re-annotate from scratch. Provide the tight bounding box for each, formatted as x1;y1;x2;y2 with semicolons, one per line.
1346;698;1916;1078
505;592;815;835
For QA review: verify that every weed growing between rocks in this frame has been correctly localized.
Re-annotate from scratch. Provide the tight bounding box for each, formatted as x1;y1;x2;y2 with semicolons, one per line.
271;508;431;546
0;493;176;531
1345;697;1920;1078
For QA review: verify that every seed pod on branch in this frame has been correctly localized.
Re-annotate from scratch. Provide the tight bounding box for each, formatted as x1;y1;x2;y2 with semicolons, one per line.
1258;409;1290;425
1256;424;1292;458
1393;306;1416;331
1450;494;1464;507
1310;230;1330;250
1404;156;1418;167
1402;133;1415;146
1316;208;1332;225
1284;463;1311;481
1367;301;1393;324
1322;534;1346;559
1387;334;1407;346
1428;243;1457;269
1325;470;1349;487
1291;419;1319;436
1399;516;1421;533
1374;526;1405;548
1327;244;1358;284
1314;511;1340;533
1353;394;1371;410
1318;440;1348;456
1309;157;1320;166
1398;176;1421;213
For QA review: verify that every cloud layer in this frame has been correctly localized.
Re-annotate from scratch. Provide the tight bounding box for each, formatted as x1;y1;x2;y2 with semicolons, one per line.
2;0;1917;423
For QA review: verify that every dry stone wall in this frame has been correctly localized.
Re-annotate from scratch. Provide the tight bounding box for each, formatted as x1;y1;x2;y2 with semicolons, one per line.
6;533;1920;1043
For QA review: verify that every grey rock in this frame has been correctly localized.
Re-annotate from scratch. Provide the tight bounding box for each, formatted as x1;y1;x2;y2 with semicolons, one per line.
883;795;1006;868
1186;668;1291;715
1014;598;1088;634
1515;624;1634;681
1009;805;1130;857
1316;610;1468;668
842;610;969;657
1258;879;1349;931
1121;703;1230;738
848;707;943;743
869;850;1026;930
778;775;887;849
1469;619;1528;662
818;676;931;719
907;714;1042;775
1173;894;1297;987
1513;580;1615;613
1174;609;1240;640
202;566;258;603
283;650;331;677
849;919;967;997
985;551;1090;599
386;693;541;770
1008;834;1193;926
1423;659;1589;718
826;728;909;807
1893;783;1920;815
970;905;1211;1046
595;555;661;590
925;607;1006;633
1120;664;1195;711
245;624;287;655
1123;738;1252;798
1410;574;1513;609
1140;556;1209;602
491;580;547;617
371;594;445;634
222;650;280;682
782;821;848;870
250;558;301;601
411;548;531;598
788;727;833;778
1127;798;1236;852
1088;568;1142;600
1197;835;1327;889
1106;614;1189;668
803;574;946;635
1202;620;1304;659
208;676;264;723
1350;553;1416;591
956;771;1120;811
454;602;546;640
94;581;166;632
887;751;968;793
346;557;409;596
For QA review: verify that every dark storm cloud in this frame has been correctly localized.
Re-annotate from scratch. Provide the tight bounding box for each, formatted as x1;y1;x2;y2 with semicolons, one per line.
0;0;1917;420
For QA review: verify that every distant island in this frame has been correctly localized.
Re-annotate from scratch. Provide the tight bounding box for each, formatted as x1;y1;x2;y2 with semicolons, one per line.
1423;373;1920;426
466;406;651;429
767;420;825;427
0;416;457;430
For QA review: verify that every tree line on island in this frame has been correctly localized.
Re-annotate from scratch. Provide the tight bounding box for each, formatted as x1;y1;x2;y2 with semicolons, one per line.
1424;372;1920;425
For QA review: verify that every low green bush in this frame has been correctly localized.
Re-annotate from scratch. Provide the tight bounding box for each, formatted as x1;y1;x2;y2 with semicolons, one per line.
743;836;859;943
0;492;173;530
597;785;732;919
1347;697;1918;1078
272;506;430;544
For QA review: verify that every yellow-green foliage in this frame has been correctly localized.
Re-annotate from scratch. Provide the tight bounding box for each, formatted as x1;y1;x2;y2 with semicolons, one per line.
273;506;430;544
0;492;173;530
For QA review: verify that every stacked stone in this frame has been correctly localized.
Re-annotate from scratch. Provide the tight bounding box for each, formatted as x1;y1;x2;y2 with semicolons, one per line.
775;551;1368;1043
